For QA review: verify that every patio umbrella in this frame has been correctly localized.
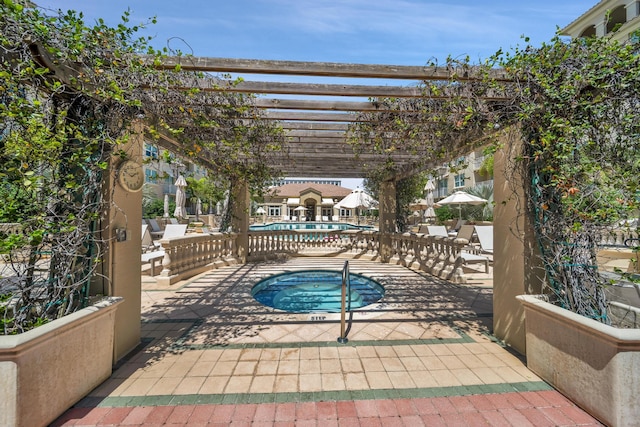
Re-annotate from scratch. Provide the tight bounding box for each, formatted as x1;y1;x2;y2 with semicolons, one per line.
255;206;266;223
334;188;377;210
195;198;202;221
424;179;436;222
294;205;307;220
173;175;187;219
437;191;487;220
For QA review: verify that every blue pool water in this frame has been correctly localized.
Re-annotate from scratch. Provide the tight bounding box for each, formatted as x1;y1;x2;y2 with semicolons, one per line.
250;222;372;231
251;270;385;313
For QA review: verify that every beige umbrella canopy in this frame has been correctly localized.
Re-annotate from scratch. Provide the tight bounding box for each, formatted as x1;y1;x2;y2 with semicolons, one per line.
437;191;487;220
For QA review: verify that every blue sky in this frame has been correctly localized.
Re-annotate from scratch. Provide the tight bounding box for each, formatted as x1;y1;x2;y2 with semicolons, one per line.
36;1;597;188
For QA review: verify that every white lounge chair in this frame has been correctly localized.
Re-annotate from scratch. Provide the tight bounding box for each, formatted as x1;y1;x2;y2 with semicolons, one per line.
426;225;448;237
160;224;188;240
141;224;160;252
474;225;493;255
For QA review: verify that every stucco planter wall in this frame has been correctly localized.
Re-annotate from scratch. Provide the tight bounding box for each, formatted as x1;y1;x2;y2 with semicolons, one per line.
517;294;640;427
0;297;123;427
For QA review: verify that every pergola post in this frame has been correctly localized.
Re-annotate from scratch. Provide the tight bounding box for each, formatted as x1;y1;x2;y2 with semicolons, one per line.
378;180;396;262
231;180;250;263
102;120;144;362
492;130;544;354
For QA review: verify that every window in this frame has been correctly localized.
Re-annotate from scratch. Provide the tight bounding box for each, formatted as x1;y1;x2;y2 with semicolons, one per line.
144;143;159;160
340;208;351;217
268;206;281;216
454;173;466;188
144;169;158;183
438;178;448;196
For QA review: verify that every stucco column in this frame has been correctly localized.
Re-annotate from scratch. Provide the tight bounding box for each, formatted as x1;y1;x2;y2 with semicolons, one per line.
231;179;250;262
378;180;396;262
492;130;544;355
103;120;143;362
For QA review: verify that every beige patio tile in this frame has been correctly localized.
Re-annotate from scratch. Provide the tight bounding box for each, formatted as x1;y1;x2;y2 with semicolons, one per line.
210;361;238;375
277;359;300;375
470;367;505;384
280;348;301;360
458;354;487;369
374;346;397;358
224;375;253;393
234;360;258;375
274;374;299;393
450;368;484;385
174;376;206;395
410;371;439;388
437;355;467;370
90;378;131;397
299;373;323;392
387;371;416;389
336;346;359;359
429;345;454;356
260;348;282;361
399;356;426;371
198;349;225;362
199;376;229;394
321;373;346;390
340;357;364;373
430;369;463;387
320;358;342;373
187;361;215;377
491;366;529;383
379;357;405;372
409;344;436;357
256;360;279;375
164;360;196;378
360;357;384;372
344;372;369;390
303;358;321;374
299;346;320;360
218;348;243;362
475;352;507;368
355;346;378;358
121;378;160;396
319;346;339;359
364;371;393;389
249;375;276;393
239;348;264;361
141;377;178;396
445;343;473;355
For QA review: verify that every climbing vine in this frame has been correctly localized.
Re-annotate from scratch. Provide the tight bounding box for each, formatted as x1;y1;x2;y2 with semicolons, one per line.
0;0;285;333
350;35;640;322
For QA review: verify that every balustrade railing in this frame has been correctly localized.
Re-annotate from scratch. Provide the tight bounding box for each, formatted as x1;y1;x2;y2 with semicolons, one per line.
595;226;639;248
154;228;471;285
157;232;238;286
388;232;466;282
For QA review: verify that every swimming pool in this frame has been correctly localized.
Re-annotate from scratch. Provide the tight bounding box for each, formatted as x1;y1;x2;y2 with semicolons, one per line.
251;270;385;313
250;222;372;231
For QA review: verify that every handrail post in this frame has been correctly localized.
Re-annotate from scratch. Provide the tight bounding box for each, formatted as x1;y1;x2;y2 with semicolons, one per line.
337;260;350;343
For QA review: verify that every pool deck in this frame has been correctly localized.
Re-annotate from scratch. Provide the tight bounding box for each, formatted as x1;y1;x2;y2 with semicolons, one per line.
52;258;603;426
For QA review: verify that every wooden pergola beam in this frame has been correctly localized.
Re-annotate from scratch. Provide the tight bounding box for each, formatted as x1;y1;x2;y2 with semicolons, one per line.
156;56;511;81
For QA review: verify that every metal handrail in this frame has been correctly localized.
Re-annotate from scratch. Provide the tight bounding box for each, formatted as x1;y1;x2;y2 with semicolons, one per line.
337;260;352;343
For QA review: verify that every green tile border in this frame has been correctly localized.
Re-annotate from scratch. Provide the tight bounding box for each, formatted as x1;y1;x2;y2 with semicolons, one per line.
80;381;552;408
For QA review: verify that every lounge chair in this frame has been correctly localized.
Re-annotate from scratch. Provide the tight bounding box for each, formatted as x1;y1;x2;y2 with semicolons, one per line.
455;224;476;245
426;225;448;237
160;224;188;240
146;218;164;239
474;225;493;255
459;251;490;273
141;224;160;252
449;218;467;232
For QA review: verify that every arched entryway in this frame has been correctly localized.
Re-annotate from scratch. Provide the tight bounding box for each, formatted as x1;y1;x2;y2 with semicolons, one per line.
304;199;316;221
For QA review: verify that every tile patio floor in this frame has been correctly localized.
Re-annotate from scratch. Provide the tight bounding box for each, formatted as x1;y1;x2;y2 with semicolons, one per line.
52;258;603;426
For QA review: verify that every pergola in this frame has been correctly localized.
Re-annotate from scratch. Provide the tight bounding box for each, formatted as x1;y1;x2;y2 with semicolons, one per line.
151;56;510;180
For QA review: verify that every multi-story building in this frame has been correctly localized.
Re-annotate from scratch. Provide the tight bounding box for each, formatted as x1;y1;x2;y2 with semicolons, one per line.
432;149;494;199
142;142;208;211
561;0;640;41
